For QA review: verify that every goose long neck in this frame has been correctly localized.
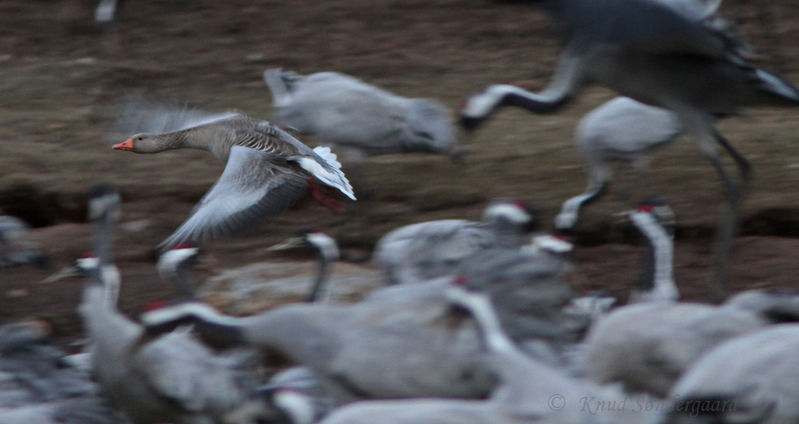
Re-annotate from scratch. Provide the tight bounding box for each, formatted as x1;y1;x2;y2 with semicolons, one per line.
163;125;229;161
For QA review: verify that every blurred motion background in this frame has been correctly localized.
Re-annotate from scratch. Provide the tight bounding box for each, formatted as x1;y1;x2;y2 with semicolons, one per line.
1;0;799;345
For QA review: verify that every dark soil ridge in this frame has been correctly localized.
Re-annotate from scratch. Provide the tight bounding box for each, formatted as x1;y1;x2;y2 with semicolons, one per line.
4;183;799;246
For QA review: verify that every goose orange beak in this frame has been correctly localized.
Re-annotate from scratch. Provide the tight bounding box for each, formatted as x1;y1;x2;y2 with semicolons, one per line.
113;139;134;151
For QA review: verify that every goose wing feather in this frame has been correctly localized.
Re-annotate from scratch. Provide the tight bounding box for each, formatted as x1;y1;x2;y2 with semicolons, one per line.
236;120;355;199
159;146;308;248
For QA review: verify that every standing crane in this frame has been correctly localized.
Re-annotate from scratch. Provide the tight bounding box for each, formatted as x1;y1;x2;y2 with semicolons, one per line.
461;0;799;299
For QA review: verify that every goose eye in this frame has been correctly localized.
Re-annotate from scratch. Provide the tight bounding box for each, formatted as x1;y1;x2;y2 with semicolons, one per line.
136;136;143;141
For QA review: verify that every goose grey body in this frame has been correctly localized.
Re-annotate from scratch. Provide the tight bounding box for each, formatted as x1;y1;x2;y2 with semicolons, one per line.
113;112;354;247
461;0;799;298
374;200;534;285
0;216;47;268
668;324;799;424
555;97;682;230
264;69;458;161
79;185;267;424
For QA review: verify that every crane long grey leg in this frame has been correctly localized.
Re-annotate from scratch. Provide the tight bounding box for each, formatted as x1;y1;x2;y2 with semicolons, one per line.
682;115;741;301
712;128;752;182
555;164;609;230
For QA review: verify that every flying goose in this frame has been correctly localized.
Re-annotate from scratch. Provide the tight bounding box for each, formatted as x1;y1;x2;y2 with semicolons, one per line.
79;184;268;424
112;112;355;248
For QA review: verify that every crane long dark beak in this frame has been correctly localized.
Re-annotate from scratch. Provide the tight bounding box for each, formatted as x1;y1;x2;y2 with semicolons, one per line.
266;236;305;252
40;265;82;284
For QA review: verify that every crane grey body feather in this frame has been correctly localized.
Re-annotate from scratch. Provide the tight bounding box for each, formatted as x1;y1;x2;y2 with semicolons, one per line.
265;69;458;159
669;324;799;424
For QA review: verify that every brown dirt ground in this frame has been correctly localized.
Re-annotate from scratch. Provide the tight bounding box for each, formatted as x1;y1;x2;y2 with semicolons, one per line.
2;0;799;346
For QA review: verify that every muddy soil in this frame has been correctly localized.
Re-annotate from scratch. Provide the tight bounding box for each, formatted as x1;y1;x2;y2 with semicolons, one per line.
2;0;799;346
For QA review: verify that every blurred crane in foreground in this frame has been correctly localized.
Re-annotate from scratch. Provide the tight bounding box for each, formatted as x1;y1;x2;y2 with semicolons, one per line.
461;0;799;300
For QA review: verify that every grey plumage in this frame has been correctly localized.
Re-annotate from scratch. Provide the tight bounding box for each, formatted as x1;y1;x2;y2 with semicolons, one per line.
580;205;799;397
141;280;496;406
374;199;535;285
462;0;799;298
554;97;682;230
79;184;268;424
317;283;658;424
264;69;459;162
668;324;799;424
262;367;335;424
0;216;48;268
112;112;355;247
141;246;586;408
581;302;765;397
0;322;123;424
0;398;124;424
582;289;799;397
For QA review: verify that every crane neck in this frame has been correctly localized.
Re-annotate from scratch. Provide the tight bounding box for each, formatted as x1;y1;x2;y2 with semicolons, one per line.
460;293;526;358
307;254;333;302
489;218;528;248
630;211;678;303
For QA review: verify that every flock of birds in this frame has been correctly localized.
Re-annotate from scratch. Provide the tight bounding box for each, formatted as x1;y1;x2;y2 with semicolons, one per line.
3;0;799;423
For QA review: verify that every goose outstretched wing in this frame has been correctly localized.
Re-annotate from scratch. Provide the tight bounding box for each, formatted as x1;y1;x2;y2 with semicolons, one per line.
159;146;308;248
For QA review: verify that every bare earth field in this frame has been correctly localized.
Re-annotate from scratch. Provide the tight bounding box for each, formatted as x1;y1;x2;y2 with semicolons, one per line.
2;0;799;345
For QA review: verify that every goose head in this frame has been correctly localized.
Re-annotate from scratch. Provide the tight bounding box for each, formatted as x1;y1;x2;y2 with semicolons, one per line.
113;133;176;153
